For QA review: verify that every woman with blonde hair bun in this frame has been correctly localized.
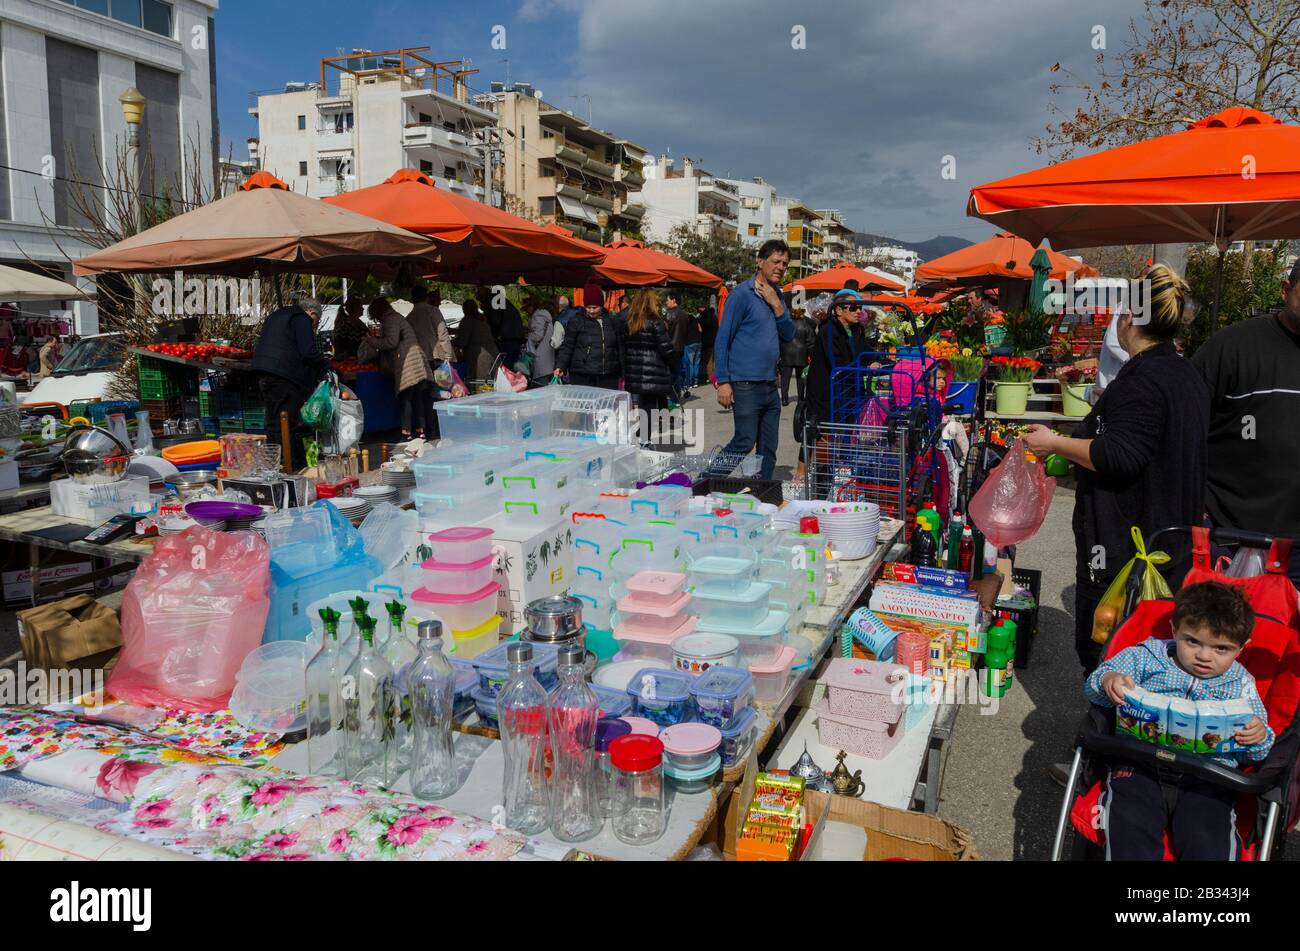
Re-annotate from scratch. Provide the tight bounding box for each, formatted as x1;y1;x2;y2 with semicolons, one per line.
1023;262;1210;675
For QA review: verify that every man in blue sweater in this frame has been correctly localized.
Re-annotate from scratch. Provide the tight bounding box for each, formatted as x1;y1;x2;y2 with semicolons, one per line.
712;240;795;480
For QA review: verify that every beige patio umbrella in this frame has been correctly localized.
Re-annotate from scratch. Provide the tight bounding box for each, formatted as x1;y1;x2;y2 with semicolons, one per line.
0;263;88;301
73;172;439;280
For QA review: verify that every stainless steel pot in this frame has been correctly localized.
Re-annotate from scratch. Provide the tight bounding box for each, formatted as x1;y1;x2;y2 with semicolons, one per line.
62;425;132;485
523;595;586;642
167;469;218;502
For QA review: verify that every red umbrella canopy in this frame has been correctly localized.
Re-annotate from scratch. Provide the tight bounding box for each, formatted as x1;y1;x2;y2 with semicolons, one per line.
602;239;722;289
914;232;1096;287
784;261;906;294
537;225;667;287
967;107;1300;248
74;171;439;279
324;169;602;284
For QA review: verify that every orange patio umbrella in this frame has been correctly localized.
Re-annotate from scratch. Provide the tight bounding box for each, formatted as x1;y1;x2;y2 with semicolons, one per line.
538;224;667;287
324;169;602;284
871;291;945;315
968;108;1300;250
74;171;439;279
602;239;722;289
784;261;906;294
914;232;1096;287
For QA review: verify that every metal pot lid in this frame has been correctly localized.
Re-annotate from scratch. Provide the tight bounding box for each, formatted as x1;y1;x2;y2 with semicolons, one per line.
524;595;585;633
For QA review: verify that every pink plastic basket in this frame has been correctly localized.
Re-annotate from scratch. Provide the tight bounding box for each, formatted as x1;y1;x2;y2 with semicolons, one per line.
814;699;906;760
823;658;909;724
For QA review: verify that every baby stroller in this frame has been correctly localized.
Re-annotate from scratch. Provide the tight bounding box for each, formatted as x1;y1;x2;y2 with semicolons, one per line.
1051;526;1300;861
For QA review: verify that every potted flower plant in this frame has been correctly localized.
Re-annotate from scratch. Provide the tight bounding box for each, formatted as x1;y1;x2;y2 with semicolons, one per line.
946;348;985;414
990;355;1040;415
1055;363;1098;417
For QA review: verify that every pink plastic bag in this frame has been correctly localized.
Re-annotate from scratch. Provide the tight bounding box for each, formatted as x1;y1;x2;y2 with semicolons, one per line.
967;439;1055;548
107;527;271;713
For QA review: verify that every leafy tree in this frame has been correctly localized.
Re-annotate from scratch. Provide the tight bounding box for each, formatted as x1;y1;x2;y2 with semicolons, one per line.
1039;0;1300;159
1183;241;1288;353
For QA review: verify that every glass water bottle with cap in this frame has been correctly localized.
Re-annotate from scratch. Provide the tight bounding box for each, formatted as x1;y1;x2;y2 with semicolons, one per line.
408;619;458;800
548;644;601;842
381;600;417;768
498;642;550;835
342;614;395;788
306;607;347;776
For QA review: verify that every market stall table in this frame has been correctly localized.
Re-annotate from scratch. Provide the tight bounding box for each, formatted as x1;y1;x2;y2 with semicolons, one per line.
0;482;52;514
272;730;718;861
0;503;155;604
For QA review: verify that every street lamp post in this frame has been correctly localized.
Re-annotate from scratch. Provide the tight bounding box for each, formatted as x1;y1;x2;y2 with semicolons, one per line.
118;87;146;226
597;211;609;246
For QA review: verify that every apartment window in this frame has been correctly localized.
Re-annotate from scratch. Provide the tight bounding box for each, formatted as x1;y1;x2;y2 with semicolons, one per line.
136;64;181;201
443;121;456;132
419;160;434;174
57;0;174;38
47;38;102;227
445;167;457;179
748;224;759;237
539;197;556;216
298;161;308;177
539;162;555;178
297;115;307;131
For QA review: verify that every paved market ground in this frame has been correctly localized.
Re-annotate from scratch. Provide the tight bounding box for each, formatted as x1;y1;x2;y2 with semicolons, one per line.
2;384;1292;860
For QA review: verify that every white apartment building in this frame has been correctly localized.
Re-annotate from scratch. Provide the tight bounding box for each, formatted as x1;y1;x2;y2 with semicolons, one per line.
252;48;496;201
870;244;920;285
814;209;857;268
0;0;219;293
772;196;824;279
719;176;777;247
640;155;739;245
474;82;648;243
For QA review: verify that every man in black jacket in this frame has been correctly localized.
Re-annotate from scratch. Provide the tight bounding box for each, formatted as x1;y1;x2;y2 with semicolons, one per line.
697;304;718;386
553;281;624;388
1192;260;1300;585
779;307;816;406
251;296;329;471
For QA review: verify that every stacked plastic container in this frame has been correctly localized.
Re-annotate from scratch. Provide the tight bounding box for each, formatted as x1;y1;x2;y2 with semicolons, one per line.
688;544;790;668
625;667;694;728
412;444;517;526
412;527;502;658
612;571;696;666
434;391;554;446
688;666;755;730
500;456;583;524
570;512;628;637
814;658;910;759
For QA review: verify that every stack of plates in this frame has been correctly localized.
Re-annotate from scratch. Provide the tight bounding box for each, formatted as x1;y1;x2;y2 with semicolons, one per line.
159;517;202;535
355;485;400;507
226;509;270;532
381;468;416;489
325;496;371;521
814;502;881;561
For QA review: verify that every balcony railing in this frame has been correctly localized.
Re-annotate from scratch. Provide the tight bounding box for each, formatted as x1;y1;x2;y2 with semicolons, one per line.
403;124;477;156
585;157;616;178
618;165;645;186
557;144;588;165
317;130;354;152
585;193;614;211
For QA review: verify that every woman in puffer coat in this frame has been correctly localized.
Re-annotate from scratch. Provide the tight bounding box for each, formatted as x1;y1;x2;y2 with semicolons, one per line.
622;289;679;446
358;297;434;439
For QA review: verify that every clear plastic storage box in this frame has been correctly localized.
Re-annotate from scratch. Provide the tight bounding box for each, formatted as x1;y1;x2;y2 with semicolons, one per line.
718;706;757;768
413;444;518;494
687;545;758;596
412;580;501;631
50;474;153;525
427;526;495;566
435;392;553;445
690;580;772;627
419;554;496;596
688;666;755;729
473;640;561;696
697;608;789;666
626;667;694;728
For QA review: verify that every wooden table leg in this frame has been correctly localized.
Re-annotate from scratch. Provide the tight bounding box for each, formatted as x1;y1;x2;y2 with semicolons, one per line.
280;411;292;474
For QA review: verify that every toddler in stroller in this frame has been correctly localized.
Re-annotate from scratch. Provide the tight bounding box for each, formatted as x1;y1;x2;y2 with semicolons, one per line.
1083;581;1272;860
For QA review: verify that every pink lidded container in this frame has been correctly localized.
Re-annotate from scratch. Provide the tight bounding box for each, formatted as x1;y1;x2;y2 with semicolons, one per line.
822;657;909;724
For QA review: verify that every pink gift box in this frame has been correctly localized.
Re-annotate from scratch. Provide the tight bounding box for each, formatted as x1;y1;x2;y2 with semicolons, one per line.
822;657;909;724
814;698;907;760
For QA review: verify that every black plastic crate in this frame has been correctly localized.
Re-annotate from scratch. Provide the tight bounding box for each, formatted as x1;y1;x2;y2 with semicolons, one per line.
992;566;1042;670
691;475;785;506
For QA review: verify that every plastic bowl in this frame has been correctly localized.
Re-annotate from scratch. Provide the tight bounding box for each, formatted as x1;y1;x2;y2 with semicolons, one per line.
659;722;722;770
420;554;496;596
229;642;312;734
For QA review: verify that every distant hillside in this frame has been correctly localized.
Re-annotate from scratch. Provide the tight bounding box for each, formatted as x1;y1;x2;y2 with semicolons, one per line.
853;233;973;262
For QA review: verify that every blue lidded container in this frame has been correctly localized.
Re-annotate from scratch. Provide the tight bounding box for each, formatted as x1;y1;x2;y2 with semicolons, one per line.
473;641;561;697
717;706;757;767
448;656;480;719
626;667;693;727
471;685;500;729
590;683;633;719
689;666;755;729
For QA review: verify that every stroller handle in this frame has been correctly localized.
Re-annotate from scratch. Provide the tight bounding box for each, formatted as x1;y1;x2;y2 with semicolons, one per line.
1149;525;1282;551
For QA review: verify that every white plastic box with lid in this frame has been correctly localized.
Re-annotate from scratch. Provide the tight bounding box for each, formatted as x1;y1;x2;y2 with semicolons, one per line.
50;474;153;525
412;443;519;495
434;391;554;445
500;456;583;523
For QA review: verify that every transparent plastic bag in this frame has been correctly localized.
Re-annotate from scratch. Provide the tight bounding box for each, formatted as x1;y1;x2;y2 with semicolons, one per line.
359;501;419;572
1226;547;1267;579
1091;527;1173;645
967;438;1056;548
106;527;271;712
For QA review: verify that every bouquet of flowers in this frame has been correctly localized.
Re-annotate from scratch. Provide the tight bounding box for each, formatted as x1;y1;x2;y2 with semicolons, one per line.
990;355;1040;383
950;348;985;381
925;338;960;360
1054;363;1098;385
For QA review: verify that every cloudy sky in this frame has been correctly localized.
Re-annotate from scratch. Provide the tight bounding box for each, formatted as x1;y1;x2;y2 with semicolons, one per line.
216;0;1141;243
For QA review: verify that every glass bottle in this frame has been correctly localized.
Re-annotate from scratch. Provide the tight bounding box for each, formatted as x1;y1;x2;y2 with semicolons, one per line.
408;619;458;800
305;607;346;776
342;613;394;788
497;642;550;835
338;596;371;664
548;644;601;842
381;600;417;769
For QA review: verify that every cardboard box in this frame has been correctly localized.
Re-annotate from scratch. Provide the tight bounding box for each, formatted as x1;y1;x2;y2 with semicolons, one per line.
3;556;94;606
478;512;572;632
801;790;977;861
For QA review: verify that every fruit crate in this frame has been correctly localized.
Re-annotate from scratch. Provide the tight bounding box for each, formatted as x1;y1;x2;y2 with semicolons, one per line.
139;397;183;422
198;391;214;416
219;419;246;434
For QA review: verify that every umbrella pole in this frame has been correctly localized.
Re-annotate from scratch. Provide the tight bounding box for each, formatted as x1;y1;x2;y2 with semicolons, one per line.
1212;249;1226;326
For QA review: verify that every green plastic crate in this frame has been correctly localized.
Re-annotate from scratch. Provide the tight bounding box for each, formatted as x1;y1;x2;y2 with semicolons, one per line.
198;392;213;416
139;377;184;400
242;410;267;430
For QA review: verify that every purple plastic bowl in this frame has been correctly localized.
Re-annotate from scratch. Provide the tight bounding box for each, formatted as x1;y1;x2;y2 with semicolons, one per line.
184;501;264;522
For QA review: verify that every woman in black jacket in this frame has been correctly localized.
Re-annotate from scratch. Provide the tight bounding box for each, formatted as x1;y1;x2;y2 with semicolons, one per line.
779;307;817;406
805;289;874;432
622;289;679;445
554;281;624;388
1024;265;1209;675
